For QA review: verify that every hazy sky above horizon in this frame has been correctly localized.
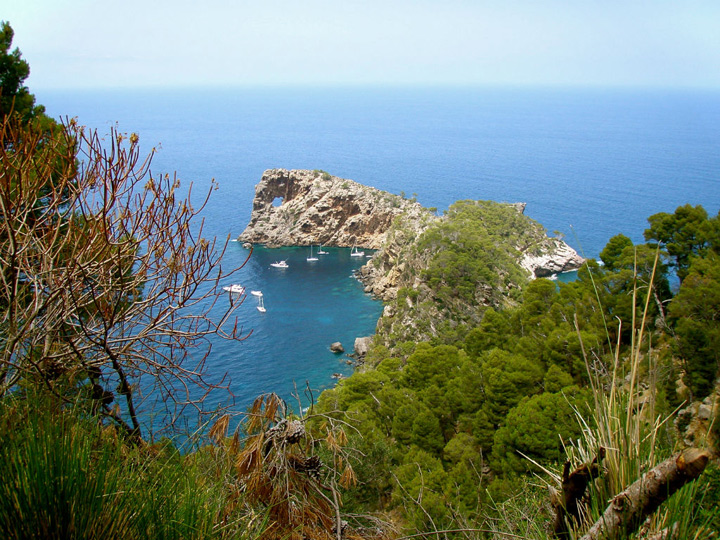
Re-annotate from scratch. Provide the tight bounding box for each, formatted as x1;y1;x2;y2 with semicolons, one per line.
4;0;720;90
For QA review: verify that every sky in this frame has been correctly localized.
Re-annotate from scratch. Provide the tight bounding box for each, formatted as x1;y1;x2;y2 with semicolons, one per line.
3;0;720;90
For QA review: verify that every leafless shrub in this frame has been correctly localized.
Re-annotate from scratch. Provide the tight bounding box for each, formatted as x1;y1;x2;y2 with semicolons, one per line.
0;115;249;440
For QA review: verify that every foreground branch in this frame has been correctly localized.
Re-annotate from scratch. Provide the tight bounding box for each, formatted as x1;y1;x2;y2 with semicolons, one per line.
1;115;251;437
579;448;711;540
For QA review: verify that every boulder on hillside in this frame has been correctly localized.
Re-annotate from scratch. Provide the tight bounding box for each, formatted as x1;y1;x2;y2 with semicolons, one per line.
354;336;373;358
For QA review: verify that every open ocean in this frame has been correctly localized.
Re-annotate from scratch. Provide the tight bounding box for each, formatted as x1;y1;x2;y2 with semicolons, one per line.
39;86;720;417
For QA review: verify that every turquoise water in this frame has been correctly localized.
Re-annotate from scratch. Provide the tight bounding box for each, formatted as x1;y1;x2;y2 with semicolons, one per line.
201;244;381;413
39;86;720;416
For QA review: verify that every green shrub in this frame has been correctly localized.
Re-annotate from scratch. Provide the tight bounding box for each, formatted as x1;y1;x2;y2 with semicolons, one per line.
0;398;260;539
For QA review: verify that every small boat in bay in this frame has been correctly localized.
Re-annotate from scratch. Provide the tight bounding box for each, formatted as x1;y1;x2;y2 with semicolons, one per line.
222;284;245;295
270;260;289;268
307;246;318;262
350;246;365;257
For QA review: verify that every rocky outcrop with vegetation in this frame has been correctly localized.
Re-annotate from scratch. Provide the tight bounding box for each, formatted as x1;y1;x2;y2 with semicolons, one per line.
237;169;430;249
357;199;583;301
359;199;584;348
239;169;582;281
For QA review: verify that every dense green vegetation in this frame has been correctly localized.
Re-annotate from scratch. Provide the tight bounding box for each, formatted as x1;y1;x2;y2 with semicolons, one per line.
0;22;49;124
1;21;718;539
372;199;559;348
316;203;720;536
0;395;262;540
417;200;531;306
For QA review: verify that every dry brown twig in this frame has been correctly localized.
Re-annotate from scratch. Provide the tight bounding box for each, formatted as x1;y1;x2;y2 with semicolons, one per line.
551;448;606;538
208;393;363;540
0;115;250;439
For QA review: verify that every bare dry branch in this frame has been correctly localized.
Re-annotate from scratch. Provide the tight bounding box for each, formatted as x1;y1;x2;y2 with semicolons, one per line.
579;448;711;540
0;115;250;438
552;448;605;538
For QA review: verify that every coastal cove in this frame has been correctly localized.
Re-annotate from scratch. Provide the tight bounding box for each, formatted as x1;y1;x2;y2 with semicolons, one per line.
39;86;720;415
200;243;383;413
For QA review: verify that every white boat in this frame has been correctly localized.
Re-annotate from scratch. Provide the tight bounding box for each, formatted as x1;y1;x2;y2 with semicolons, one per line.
318;245;328;255
250;290;263;297
350;246;365;257
222;284;245;295
270;260;288;268
256;295;266;313
307;246;318;262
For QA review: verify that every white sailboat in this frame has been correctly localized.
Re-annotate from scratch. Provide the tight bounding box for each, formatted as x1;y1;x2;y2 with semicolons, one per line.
350;246;365;257
256;294;266;313
318;245;328;255
307;245;318;262
222;284;245;295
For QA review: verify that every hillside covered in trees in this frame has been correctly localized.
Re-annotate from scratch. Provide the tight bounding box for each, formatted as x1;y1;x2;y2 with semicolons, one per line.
1;21;718;539
316;201;720;537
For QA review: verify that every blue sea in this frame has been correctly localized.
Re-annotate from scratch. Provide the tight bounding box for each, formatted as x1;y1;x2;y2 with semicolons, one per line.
39;86;720;417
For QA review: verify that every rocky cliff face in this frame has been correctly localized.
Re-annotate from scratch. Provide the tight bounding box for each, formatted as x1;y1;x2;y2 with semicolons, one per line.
238;169;430;249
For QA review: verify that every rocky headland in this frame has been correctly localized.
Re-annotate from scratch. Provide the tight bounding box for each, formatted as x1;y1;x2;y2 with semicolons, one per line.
237;169;429;249
239;169;584;349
